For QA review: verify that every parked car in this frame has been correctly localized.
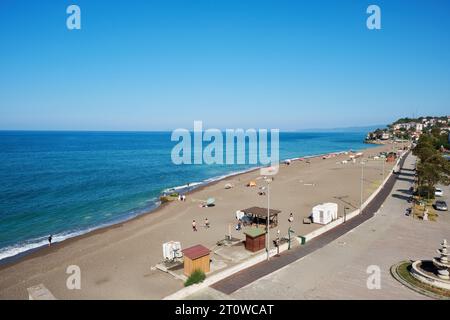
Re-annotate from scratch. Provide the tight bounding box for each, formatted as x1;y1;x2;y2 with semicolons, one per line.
434;200;448;211
435;188;444;197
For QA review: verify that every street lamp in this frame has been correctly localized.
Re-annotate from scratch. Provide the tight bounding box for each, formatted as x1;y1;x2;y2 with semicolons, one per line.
360;160;365;214
266;178;271;261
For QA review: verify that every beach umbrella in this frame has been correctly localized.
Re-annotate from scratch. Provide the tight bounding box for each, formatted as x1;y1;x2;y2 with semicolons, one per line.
206;198;215;206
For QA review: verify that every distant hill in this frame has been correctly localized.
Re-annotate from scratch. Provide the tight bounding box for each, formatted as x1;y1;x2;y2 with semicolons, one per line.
296;124;387;133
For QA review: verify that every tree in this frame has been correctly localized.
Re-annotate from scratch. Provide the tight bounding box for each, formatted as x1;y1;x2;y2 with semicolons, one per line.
413;133;450;200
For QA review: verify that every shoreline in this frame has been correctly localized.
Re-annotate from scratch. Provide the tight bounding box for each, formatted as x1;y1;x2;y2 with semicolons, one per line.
0;146;376;268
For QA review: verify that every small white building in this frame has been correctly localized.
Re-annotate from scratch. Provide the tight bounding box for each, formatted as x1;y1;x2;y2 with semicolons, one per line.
381;132;390;140
311;203;338;225
415;123;423;132
163;241;182;260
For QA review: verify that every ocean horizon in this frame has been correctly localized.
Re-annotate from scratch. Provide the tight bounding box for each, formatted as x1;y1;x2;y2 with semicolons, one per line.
0;130;376;262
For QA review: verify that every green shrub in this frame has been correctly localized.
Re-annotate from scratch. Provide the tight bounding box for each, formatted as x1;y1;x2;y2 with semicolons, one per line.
184;269;206;287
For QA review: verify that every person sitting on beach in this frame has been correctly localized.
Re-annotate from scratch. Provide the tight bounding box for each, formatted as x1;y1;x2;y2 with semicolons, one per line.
192;220;197;232
288;213;294;223
204;218;210;229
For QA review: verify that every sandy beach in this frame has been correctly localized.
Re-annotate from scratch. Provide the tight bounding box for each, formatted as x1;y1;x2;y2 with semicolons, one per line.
0;143;399;299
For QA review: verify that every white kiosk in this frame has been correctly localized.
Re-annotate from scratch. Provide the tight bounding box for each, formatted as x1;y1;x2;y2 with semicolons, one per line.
311;203;338;225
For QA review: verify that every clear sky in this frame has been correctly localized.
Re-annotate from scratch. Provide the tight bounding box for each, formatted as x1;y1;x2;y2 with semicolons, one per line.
0;0;449;131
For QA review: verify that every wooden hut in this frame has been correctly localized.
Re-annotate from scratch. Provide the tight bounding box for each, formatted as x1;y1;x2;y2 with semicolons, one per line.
181;245;211;276
244;227;266;252
241;206;281;228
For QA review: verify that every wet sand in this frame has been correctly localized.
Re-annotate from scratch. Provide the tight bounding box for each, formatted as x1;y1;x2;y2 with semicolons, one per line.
0;144;399;299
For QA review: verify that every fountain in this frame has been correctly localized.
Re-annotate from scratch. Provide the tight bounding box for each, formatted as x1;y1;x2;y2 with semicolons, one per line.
410;239;450;290
433;239;450;280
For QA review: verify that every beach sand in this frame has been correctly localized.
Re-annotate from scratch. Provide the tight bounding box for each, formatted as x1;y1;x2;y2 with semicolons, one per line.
0;144;400;299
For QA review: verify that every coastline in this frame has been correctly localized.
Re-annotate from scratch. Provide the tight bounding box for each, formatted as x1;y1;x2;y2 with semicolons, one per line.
0;149;360;268
0;143;397;299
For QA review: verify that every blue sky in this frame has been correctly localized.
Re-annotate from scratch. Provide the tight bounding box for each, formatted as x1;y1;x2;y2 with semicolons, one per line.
0;0;449;131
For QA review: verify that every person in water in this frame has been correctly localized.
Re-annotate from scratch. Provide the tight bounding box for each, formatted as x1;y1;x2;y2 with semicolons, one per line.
48;235;53;246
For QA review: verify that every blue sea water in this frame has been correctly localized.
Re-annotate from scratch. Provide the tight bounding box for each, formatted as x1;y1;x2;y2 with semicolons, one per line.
0;131;375;261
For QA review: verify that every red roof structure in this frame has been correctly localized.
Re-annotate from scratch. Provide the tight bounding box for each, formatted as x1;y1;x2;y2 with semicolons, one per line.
181;245;210;260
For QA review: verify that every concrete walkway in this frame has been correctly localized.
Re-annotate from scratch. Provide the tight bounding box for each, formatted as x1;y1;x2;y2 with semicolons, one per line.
189;153;450;299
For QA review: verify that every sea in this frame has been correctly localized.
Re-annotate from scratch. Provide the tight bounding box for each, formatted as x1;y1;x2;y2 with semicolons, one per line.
0;130;377;262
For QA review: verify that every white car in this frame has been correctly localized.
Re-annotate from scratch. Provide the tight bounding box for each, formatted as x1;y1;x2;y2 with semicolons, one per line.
435;188;444;197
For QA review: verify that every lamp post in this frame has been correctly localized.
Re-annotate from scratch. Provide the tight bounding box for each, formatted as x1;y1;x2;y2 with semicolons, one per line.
360;160;365;214
266;179;271;261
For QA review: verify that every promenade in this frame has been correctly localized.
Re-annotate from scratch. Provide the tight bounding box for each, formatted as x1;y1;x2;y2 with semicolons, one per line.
188;153;450;299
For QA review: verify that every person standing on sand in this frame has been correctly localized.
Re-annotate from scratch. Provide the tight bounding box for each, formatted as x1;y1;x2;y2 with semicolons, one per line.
48;235;52;246
288;213;294;223
204;218;210;229
192;220;197;232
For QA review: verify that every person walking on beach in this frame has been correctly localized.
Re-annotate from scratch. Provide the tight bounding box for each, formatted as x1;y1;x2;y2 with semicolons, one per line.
192;220;197;232
204;218;210;229
48;235;53;247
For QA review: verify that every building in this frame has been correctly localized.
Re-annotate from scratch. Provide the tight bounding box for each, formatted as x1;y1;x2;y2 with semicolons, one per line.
243;228;266;252
311;203;338;225
381;132;390;140
415;123;423;132
181;245;211;276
